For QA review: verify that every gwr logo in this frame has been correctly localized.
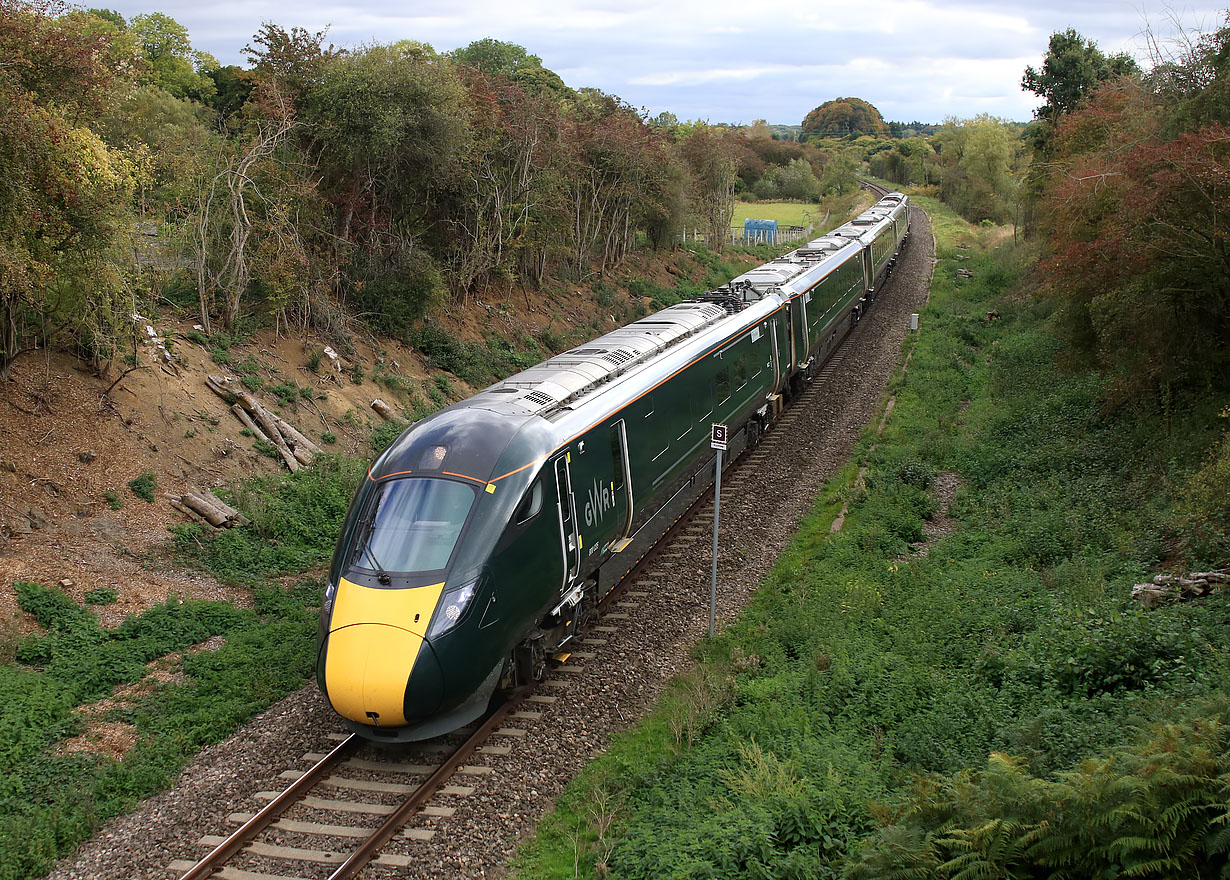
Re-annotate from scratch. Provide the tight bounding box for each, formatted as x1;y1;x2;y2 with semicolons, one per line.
584;478;615;527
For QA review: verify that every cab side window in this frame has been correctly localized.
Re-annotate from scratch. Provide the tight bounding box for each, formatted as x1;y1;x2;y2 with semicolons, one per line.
514;479;544;525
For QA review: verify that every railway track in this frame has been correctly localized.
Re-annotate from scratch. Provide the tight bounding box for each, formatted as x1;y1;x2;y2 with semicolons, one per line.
169;514;724;880
169;698;523;880
168;346;854;880
160;187;924;880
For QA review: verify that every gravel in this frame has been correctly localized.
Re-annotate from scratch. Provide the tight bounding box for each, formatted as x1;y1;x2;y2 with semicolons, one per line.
44;206;934;880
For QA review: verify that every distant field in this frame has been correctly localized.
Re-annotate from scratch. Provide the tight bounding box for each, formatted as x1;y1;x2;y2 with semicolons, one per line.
732;200;819;228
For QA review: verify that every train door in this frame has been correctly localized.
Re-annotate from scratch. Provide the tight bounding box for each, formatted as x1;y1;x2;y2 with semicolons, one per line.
553;454;580;588
799;293;811;362
610;420;634;549
783;302;796;373
769;316;782;389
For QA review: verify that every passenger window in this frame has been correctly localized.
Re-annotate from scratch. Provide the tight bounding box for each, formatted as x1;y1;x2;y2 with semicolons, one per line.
514;480;543;525
717;367;731;403
734;359;747;389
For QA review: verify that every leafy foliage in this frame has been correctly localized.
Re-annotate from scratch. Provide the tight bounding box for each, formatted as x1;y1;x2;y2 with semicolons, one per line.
0;0;139;376
848;717;1230;878
1023;28;1139;138
0;580;319;880
126;471;156;502
511;198;1230;880
802;97;889;138
173;453;367;583
1035;37;1230;397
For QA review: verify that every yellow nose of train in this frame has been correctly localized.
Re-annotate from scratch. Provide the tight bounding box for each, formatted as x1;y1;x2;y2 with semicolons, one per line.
322;578;445;727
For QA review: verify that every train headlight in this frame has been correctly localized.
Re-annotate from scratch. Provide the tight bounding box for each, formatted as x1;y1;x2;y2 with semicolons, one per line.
426;578;479;639
322;579;338;619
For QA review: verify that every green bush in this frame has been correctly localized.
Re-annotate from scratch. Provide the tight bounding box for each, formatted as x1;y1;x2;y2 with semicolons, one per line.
83;588;117;606
0;580;318;880
1179;424;1230;561
126;472;156;503
371;420;409;454
175;454;367;584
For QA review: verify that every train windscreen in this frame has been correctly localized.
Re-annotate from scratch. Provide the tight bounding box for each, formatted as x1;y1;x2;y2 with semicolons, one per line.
353;478;476;574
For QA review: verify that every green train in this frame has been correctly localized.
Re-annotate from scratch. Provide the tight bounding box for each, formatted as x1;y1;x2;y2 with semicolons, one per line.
317;192;911;740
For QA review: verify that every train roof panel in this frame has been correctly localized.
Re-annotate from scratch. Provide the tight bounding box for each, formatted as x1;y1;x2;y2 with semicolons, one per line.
472;301;727;416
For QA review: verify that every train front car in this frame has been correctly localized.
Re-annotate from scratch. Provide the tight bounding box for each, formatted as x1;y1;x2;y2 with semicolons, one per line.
316;405;557;741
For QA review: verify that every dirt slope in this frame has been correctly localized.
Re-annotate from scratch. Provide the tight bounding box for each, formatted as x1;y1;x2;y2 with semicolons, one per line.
0;246;766;640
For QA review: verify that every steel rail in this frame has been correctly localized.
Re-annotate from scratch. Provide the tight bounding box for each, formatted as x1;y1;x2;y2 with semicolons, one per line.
176;733;361;880
325;694;525;880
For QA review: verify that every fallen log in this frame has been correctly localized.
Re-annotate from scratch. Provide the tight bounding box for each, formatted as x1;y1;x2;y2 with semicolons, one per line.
372;398;395;421
193;488;251;527
231;404;271;445
178;492;230;527
169;498;218;531
207;374;313;470
270;413;320;457
166;490;251;529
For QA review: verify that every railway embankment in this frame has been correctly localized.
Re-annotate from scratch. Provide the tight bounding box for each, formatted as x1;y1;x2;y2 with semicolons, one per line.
1;236;805;880
509;194;1230;879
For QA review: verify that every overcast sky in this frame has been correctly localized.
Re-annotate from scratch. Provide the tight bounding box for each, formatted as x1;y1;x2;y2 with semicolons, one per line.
105;0;1226;124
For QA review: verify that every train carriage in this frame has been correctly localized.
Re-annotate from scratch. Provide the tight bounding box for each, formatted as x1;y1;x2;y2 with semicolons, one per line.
317;192;912;741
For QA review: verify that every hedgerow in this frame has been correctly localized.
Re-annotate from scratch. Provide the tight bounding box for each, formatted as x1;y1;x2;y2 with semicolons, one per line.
511;201;1230;879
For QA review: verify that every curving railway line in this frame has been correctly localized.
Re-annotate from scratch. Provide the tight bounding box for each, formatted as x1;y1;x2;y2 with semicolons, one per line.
43;183;932;880
162;180;924;880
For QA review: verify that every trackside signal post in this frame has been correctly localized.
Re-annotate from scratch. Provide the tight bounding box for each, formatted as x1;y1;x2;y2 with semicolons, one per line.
709;423;728;637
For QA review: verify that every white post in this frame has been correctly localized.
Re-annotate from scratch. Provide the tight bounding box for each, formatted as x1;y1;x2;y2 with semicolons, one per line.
709;448;722;638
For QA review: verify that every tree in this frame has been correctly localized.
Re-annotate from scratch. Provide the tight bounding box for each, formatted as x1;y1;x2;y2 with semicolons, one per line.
1022;28;1139;144
204;65;255;119
188;85;316;332
129;12;217;101
1039;77;1230;394
802;97;888;138
442;72;559;293
0;0;138;376
931;116;1023;223
681;125;740;248
243;23;340;109
308;42;469;248
450;38;541;76
819;152;858;195
773;157;821;201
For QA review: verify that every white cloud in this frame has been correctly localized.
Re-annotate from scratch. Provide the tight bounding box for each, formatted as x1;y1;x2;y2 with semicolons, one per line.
107;0;1226;123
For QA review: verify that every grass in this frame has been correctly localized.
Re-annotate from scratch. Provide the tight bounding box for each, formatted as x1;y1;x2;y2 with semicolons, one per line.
732;200;819;228
509;198;1230;879
0;581;320;880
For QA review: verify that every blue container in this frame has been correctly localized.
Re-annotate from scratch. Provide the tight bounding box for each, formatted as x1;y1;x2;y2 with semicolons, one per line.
743;218;778;243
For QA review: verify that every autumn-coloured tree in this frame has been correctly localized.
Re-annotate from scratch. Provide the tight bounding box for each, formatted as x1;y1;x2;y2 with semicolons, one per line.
1039;72;1230;394
0;0;139;375
801;97;888;138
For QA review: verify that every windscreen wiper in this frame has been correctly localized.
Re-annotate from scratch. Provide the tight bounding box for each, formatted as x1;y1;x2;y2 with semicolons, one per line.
361;543;393;586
